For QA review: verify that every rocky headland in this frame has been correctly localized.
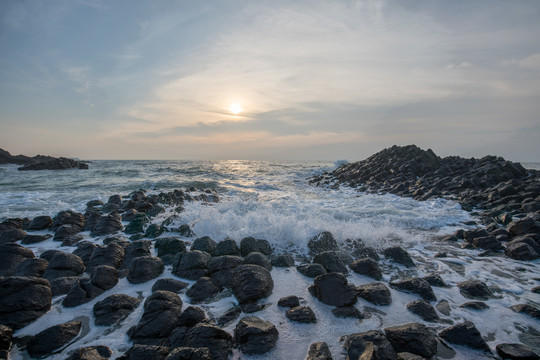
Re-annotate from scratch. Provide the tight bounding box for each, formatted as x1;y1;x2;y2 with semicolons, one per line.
0;148;88;170
0;146;538;360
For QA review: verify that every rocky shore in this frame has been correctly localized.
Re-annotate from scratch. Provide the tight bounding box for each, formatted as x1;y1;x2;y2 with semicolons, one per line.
0;148;88;170
0;147;539;359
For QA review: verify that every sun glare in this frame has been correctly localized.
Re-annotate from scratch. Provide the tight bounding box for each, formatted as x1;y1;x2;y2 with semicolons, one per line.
229;103;243;114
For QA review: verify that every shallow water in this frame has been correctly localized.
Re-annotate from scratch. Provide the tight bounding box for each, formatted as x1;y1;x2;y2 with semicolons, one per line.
1;160;539;359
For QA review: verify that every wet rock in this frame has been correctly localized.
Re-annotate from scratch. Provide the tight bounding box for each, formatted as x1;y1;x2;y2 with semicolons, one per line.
234;316;279;354
396;352;424;360
91;265;118;290
208;255;244;288
0;276;52;329
65;345;113;360
356;282;392;305
390;278;436;302
495;343;539;360
27;215;53;230
0;243;35;276
128;256;164;284
0;325;13;359
21;234;52;244
91;213;124;237
191;236;217;256
406;300;439;322
152;278;188;293
87;242;125;273
93;294;141;326
214;238;241;256
464;229;491;243
117;345;170;360
240;237;272;257
384;322;438;358
172;250;212;280
436;299;451;316
510;304;540;320
14;257;48;277
62;278;104;307
509;217;540;236
165;347;212;360
297;263;327;278
457;279;493;300
271;254;295;267
308;231;339;254
124;213;149;235
177;306;207;327
186;277;221;303
350;258;382;280
473;235;502;250
231;264;274;304
51;211;85;232
383;246;415;267
505;241;539;260
309;272;357;307
122;240;152;269
73;241;98;264
244;251;272;271
54;224;82;242
217;306;242;327
343;330;397;360
422;273;449;288
438;321;491;352
43;252;85;280
26;320;82;358
144;224;166;238
0;228;27;243
460;301;489;311
313;251;348;274
50;276;81;297
155;237;186;261
286;306;317;323
129;291;183;345
40;249;63;261
332;305;365;319
278;295;300;308
186;323;233;360
306;342;333;360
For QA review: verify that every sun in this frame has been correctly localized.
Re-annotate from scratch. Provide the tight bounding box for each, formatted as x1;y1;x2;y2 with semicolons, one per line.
229;103;243;115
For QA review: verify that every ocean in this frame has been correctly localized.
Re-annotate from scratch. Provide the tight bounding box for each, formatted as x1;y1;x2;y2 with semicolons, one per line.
1;160;539;359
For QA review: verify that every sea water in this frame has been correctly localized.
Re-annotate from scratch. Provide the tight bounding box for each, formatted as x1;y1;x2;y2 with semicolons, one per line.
1;160;539;359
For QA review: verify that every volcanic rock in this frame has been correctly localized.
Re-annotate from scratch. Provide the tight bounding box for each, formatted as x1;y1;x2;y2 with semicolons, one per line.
215;238;240;256
271;253;295;267
350;258;382;280
43;252;85;280
286;306;317;323
234;316;279;354
191;236;217;256
278;295;300;308
62;279;105;307
297;263;327;278
172;250;212;280
406;300;439;322
91;213;124;237
313;251;348;274
240;237;272;256
384;322;438;358
186;277;221;303
27;215;53;230
231;264;274;304
383;246;415;267
390;277;436;302
93;294;141;326
244;251;272;271
186;323;233;360
127;256;164;284
309;272;357;307
91;265;119;290
308;231;339;254
152;278;188;293
356;282;392;305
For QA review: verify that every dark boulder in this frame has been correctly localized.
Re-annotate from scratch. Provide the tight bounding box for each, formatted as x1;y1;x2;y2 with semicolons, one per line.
215;238;240;256
87;242;125;273
460;301;489;311
505;241;539;261
18;157;88;171
422;273;449;288
40;249;63;261
240;237;272;256
64;345;113;360
350;258;382;280
129;291;183;345
124;213;149;235
208;255;244;288
155;237;186;261
231;264;274;304
509;217;540;236
286;306;317;323
0;276;52;329
308;231;339;254
91;213;123;237
152;278;188;293
21;234;52;244
309;272;356;307
28;216;53;230
234;316;279;354
165;347;212;360
186;277;221;303
43;252;85;280
297;263;327;278
26;320;82;358
331;305;365;319
53;224;82;242
438;321;491;352
14;257;48;277
510;304;540;320
177;306;207;327
0;228;27;244
383;246;415;267
306;342;333;360
117;345;170;360
91;265;119;290
278;295;300;308
271;253;295;267
50;276;81;297
0;325;13;360
93;294;141;326
313;251;348;274
384;322;438;358
406;300;439;322
62;279;104;307
73;241;98;264
186;323;233;360
244;251;272;271
123;240;152;269
144;224;166;238
172;250;212;280
495;343;539;360
457;279;493;300
390;278;436;301
343;330;396;360
191;236;217;256
356;282;392;305
127;256;164;284
51;211;85;232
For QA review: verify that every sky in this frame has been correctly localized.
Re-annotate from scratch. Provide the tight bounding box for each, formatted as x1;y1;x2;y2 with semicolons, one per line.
0;0;539;161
